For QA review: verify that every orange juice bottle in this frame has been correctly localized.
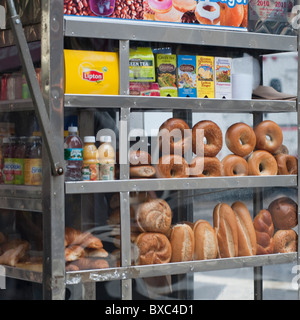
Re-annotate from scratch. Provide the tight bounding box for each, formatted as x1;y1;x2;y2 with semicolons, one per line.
82;136;99;181
97;136;115;180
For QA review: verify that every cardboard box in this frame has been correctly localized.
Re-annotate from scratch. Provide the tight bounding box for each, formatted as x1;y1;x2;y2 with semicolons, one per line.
129;47;155;82
214;57;232;99
197;56;214;98
64;49;119;95
177;55;197;98
156;54;178;97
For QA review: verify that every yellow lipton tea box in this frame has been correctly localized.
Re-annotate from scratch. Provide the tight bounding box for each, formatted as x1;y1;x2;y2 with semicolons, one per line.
197;56;214;98
64;50;119;95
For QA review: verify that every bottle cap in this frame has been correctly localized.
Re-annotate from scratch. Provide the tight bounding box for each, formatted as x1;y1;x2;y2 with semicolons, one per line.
84;136;95;143
68;126;78;133
100;136;112;143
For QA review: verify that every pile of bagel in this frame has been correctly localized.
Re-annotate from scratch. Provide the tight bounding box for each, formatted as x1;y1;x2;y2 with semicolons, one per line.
129;117;297;179
107;193;298;266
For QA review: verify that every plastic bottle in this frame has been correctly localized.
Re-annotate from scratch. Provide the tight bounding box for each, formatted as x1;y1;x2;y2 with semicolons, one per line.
64;126;83;181
97;135;115;180
82;136;99;181
2;137;15;185
14;136;27;185
24;136;42;186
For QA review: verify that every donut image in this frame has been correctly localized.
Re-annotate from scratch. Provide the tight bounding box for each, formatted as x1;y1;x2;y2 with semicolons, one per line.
247;150;278;176
156;154;189;178
158;118;192;155
190;156;222;177
225;122;256;157
241;4;248;28
173;0;197;13
273;230;298;254
275;154;298;175
148;0;172;13
254;120;283;154
154;6;183;22
192;120;223;157
221;154;248;176
195;1;220;25
219;3;244;27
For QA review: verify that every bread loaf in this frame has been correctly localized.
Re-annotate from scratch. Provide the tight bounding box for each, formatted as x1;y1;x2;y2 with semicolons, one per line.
231;201;257;256
170;224;194;262
253;209;274;255
213;203;239;258
193;219;218;260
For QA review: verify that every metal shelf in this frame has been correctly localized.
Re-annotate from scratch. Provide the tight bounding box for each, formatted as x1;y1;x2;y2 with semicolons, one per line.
64;94;297;113
66;252;297;284
65;175;297;194
0;185;42;212
64;16;297;52
0;99;34;112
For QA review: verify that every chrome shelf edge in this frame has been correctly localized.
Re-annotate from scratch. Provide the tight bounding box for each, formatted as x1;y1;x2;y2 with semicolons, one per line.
66;253;297;284
64;94;297;113
0;99;34;112
65;175;297;194
64;16;297;52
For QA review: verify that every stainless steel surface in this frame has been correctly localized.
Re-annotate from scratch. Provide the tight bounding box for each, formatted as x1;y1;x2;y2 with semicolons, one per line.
63;16;297;52
65;175;297;194
65;253;297;284
0;99;35;112
64;94;297;113
40;0;65;300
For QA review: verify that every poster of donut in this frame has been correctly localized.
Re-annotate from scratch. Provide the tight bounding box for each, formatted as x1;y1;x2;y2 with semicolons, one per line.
64;0;248;29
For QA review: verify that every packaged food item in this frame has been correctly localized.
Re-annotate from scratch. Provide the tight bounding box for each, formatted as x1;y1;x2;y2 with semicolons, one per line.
177;55;197;97
82;136;99;181
214;57;232;99
129;47;155;83
64;126;83;181
129;82;160;96
156;54;178;97
197;56;215;98
89;0;116;16
97;136;115;180
64;49;119;95
7;72;22;100
13;136;27;185
24;136;42;186
0;74;8;100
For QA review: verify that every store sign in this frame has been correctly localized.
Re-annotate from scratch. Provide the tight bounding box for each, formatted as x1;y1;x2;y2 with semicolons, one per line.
0;5;5;29
64;0;248;30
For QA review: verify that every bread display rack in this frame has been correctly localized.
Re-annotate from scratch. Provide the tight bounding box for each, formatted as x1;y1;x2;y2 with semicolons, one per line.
0;0;299;300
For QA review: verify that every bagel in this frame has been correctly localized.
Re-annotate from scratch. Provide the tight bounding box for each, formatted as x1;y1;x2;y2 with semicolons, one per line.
273;229;298;253
254;120;283;153
192;120;223;157
247;150;278;176
275;154;298;175
190;156;222;177
156;154;189;178
225;122;256;157
221;154;248;176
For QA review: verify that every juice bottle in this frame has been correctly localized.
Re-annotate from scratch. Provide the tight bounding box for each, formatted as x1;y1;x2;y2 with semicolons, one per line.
82;136;99;181
2;137;15;185
97;135;115;180
14;136;27;185
24;136;42;186
64;126;83;181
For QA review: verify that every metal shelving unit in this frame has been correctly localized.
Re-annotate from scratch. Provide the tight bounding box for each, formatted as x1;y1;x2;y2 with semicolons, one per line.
0;0;299;300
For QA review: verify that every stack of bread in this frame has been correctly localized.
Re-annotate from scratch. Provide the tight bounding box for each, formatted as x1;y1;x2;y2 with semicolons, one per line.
65;227;109;271
131;195;298;266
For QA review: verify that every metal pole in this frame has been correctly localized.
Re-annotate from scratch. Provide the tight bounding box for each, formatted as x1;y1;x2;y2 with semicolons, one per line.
6;0;64;176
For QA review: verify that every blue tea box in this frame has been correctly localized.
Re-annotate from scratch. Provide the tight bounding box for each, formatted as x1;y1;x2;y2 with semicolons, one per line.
177;55;197;98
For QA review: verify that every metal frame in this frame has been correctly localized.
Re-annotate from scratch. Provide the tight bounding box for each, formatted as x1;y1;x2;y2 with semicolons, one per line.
0;0;299;300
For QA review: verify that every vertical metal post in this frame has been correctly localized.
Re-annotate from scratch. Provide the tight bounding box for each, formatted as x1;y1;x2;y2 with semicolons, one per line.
40;0;65;299
253;112;264;300
119;40;132;300
297;12;300;300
